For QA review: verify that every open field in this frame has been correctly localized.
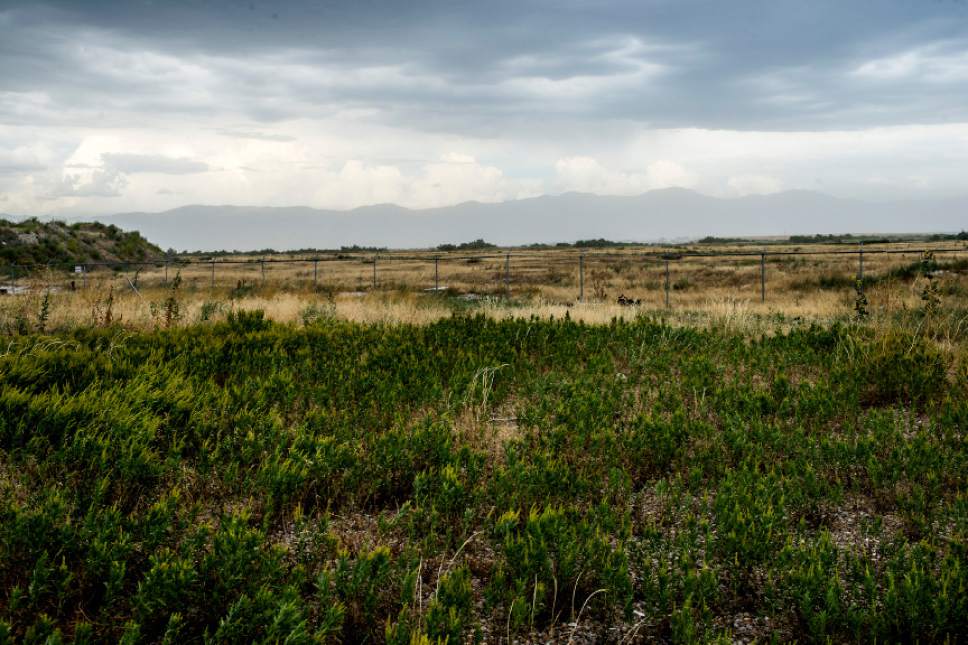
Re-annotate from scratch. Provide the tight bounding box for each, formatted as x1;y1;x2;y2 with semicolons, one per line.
1;307;967;643
2;241;968;332
1;241;967;643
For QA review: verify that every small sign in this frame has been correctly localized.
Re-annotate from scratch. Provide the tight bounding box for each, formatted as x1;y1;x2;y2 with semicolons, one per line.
74;265;84;274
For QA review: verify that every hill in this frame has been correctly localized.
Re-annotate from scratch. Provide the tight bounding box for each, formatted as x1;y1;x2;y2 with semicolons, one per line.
0;218;163;267
89;188;968;252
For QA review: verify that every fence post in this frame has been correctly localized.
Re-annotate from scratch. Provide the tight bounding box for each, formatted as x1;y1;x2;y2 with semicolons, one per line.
164;261;169;285
760;252;766;302
579;254;585;303
313;259;318;286
504;253;510;297
211;260;215;289
664;259;670;308
858;241;864;282
434;256;439;291
372;256;377;289
261;260;266;282
82;264;86;290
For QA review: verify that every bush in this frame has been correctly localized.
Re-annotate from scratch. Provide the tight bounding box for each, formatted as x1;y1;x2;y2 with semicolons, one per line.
853;329;948;405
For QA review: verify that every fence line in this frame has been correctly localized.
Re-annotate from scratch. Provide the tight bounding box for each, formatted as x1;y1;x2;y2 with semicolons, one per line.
2;243;966;305
3;244;967;271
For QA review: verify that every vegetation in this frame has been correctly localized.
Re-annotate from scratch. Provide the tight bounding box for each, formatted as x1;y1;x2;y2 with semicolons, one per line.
696;235;750;244
339;245;389;253
436;239;498;252
929;231;968;241
0;219;162;268
696;234;909;245
0;303;966;642
787;234;892;244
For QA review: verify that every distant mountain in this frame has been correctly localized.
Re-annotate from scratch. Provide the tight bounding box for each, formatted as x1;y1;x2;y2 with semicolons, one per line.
73;188;968;251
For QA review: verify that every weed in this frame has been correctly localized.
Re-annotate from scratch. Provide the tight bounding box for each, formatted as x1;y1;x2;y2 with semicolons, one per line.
854;280;869;320
0;313;963;642
36;291;50;333
162;273;181;328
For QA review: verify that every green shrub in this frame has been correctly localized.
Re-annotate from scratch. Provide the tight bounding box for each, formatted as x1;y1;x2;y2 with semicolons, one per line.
854;329;948;405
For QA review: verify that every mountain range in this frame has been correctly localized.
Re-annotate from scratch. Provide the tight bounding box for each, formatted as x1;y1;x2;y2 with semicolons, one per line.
58;188;968;251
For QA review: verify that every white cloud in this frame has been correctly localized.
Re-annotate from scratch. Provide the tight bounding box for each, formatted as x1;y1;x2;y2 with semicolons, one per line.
645;160;698;190
102;153;209;174
215;129;296;142
307;155;540;210
5;119;968;217
45;168;127;199
554;156;696;194
853;43;968;83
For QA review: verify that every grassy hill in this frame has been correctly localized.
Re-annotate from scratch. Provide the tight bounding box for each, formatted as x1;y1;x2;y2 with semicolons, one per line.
0;218;163;267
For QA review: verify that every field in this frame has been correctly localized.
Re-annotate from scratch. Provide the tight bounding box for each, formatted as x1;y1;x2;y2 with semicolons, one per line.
1;243;967;643
2;240;968;331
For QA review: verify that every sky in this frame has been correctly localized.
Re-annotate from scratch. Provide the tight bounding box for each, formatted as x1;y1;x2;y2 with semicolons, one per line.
1;0;968;217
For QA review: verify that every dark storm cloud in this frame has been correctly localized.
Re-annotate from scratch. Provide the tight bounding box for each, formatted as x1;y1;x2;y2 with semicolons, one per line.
1;0;968;133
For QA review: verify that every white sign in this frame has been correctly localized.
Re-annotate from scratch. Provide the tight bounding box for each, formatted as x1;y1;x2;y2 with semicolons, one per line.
74;265;83;274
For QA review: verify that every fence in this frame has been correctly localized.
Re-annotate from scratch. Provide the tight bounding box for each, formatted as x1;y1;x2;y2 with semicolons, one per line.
2;243;967;307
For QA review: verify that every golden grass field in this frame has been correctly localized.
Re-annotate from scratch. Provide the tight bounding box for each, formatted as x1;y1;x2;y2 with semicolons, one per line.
2;240;967;334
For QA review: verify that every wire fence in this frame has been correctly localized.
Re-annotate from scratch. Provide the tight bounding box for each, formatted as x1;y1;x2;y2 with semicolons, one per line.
2;243;967;305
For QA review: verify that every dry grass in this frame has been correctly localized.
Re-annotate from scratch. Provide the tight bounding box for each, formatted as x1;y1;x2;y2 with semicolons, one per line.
2;241;966;332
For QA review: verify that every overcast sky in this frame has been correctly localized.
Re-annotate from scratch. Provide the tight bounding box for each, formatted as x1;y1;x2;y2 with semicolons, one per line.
2;0;968;216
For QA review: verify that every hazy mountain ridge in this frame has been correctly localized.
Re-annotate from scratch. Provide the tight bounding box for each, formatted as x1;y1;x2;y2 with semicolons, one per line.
66;188;968;251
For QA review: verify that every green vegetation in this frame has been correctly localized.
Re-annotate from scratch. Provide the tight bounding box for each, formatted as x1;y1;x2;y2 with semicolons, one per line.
929;231;968;242
787;234;892;244
696;234;923;245
1;311;966;642
696;235;751;244
436;239;498;252
0;219;163;268
522;238;634;250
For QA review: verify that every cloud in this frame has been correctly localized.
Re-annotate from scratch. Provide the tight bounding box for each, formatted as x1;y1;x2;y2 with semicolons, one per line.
3;1;967;135
45;168;127;199
307;155;540;210
215;129;296;142
554;157;696;195
101;153;209;174
0;145;53;175
0;162;45;175
853;42;968;83
1;1;968;218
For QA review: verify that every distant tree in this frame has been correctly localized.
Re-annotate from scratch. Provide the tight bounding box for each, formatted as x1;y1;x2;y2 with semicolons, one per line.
437;239;497;251
573;238;628;248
